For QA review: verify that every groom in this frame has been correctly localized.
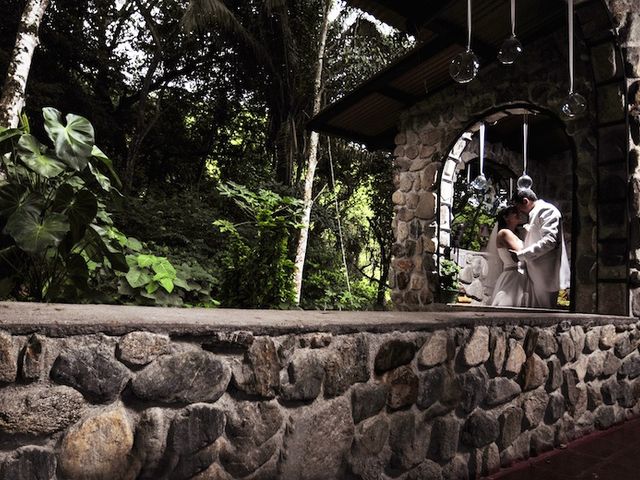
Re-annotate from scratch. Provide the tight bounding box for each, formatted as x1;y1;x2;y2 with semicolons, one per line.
511;188;570;308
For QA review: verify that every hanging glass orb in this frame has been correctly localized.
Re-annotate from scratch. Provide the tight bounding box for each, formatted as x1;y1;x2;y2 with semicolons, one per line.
449;49;479;84
516;174;533;190
497;35;523;65
471;173;488;192
561;92;587;118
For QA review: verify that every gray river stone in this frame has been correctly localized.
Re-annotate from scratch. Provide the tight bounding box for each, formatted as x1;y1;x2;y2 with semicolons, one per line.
21;334;46;381
132;351;230;403
0;446;56;480
51;345;130;403
462;410;499;448
486;378;521;406
374;339;416;374
280;350;324;401
0;385;86;435
324;335;369;397
280;396;354;480
233;337;281;398
117;331;171;366
220;401;282;478
59;404;135;480
351;382;388;424
0;331;18;383
134;408;173;480
165;404;226;479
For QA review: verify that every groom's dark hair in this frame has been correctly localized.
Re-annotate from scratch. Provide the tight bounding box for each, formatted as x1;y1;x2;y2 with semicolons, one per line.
511;188;538;204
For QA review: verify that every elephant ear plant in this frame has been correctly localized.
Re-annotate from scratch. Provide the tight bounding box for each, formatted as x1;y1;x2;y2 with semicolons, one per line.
0;108;127;301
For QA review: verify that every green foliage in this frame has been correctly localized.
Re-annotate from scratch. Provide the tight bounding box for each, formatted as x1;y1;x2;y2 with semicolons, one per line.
439;258;461;291
116;250;219;307
451;175;500;251
213;182;303;308
0;1;411;309
83;214;218;307
0;109;217;307
0;109;125;301
303;267;377;310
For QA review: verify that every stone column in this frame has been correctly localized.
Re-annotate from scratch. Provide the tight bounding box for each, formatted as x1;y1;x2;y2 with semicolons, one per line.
605;1;640;315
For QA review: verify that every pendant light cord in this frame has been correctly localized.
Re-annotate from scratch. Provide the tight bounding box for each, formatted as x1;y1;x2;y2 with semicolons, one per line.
568;0;574;93
511;0;516;37
523;114;529;175
479;122;485;176
467;0;472;50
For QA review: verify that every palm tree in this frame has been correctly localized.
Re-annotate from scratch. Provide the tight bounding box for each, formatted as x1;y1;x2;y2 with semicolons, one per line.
182;0;323;186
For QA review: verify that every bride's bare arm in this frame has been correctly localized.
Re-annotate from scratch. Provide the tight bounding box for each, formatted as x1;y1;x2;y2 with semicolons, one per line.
497;229;524;251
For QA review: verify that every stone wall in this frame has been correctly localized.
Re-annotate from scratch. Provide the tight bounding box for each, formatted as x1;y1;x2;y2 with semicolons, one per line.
390;29;598;312
606;0;640;316
0;303;639;480
391;1;635;315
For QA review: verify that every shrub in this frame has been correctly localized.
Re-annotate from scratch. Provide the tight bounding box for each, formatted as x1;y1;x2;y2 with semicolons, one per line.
0;109;127;301
213;181;303;308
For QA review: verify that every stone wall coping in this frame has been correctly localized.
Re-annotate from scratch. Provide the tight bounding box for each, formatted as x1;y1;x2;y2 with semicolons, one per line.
0;302;635;337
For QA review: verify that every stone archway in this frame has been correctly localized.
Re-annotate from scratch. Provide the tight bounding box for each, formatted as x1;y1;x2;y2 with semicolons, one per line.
436;106;575;306
390;3;630;314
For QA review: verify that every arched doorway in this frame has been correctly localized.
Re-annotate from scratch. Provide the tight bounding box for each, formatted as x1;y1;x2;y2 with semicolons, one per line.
437;106;575;308
387;20;629;314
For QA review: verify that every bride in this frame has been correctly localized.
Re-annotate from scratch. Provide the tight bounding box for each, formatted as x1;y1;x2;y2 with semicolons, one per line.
485;206;529;307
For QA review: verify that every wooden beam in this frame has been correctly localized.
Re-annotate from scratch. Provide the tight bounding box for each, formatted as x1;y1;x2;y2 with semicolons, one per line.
306;121;382;148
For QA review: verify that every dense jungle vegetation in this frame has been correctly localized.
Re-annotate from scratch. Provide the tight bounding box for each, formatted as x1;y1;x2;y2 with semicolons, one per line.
0;0;412;309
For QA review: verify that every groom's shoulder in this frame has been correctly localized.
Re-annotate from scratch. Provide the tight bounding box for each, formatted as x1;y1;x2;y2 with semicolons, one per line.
538;199;561;215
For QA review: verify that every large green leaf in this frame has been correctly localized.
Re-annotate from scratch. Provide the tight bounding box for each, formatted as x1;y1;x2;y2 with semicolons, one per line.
5;210;70;253
52;183;75;212
67;189;98;235
17;134;66;178
0;127;22;155
88;162;111;191
0;185;44;218
65;253;89;287
43;107;94;171
126;265;152;289
152;258;176;279
53;187;97;242
0;127;22;143
106;250;128;272
82;225;106;263
157;277;174;293
145;281;160;294
82;225;128;272
137;254;156;268
91;146;122;188
126;237;143;252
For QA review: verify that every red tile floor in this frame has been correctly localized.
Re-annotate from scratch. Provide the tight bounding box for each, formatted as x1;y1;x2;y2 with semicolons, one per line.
483;418;640;480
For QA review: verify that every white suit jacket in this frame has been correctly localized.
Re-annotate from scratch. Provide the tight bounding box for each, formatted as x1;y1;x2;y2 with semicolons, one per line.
517;200;570;292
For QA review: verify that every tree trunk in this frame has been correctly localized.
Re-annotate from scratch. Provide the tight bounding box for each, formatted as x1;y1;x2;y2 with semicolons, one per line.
292;0;331;305
123;0;164;194
0;0;49;128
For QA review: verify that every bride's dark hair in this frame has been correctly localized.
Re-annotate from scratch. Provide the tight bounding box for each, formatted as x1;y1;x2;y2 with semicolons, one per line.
496;206;518;230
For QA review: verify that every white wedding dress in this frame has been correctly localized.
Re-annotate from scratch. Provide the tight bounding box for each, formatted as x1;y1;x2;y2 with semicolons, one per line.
490;248;528;307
